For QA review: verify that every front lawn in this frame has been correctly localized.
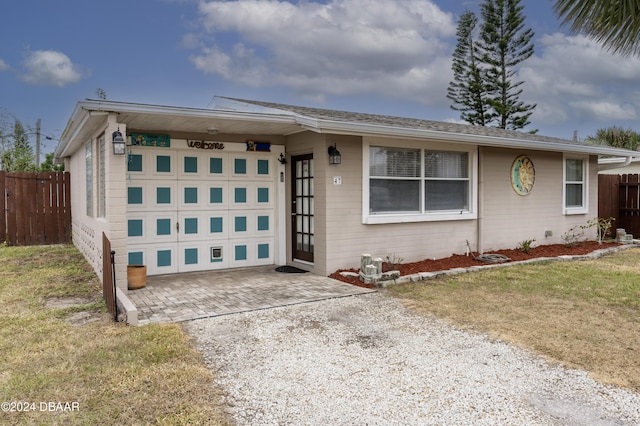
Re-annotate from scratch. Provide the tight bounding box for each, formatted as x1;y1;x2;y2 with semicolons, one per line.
0;245;230;425
388;247;640;390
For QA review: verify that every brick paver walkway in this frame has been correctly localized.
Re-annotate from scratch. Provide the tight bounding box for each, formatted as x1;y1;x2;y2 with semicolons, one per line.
126;266;375;325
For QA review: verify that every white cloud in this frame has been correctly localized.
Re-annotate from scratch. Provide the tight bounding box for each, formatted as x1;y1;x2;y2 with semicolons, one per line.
569;100;636;121
21;50;82;87
188;1;640;133
520;33;640;126
190;0;456;104
0;59;8;71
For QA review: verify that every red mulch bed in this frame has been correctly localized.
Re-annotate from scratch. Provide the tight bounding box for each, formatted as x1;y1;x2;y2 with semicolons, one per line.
329;241;622;289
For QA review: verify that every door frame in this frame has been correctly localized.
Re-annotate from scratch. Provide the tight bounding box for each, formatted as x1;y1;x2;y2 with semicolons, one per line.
290;153;314;263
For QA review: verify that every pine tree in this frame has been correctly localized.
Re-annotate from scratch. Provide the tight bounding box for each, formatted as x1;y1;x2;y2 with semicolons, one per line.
478;0;536;130
447;11;493;126
448;0;536;131
1;120;36;172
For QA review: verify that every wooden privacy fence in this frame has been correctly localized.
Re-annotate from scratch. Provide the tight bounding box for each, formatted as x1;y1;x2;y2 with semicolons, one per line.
1;171;71;245
599;173;640;238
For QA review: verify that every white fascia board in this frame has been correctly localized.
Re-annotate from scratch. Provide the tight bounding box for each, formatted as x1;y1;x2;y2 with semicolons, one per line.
305;118;640;158
77;99;298;125
55;104;92;159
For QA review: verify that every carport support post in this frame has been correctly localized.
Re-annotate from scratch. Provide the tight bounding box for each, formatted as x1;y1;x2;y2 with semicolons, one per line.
105;113;128;293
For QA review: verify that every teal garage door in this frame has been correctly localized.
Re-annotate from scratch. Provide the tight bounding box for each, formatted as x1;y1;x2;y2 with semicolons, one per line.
126;144;276;275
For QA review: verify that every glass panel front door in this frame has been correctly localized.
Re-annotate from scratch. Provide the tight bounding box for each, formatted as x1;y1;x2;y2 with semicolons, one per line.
291;154;314;262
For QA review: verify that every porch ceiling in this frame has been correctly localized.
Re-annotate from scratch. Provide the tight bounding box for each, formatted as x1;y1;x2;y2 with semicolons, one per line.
56;100;307;159
116;110;305;136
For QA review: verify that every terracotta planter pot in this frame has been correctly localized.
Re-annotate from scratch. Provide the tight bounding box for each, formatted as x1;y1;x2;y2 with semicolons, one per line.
127;265;147;290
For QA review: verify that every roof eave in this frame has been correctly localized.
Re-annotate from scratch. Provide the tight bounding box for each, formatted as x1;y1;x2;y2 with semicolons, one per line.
305;118;640;157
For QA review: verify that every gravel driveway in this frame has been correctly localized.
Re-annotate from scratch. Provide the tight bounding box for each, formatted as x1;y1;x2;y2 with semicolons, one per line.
185;292;640;425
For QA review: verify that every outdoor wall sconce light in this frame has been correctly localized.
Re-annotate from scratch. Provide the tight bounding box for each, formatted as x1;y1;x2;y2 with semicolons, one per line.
112;129;126;155
278;153;287;164
328;143;341;165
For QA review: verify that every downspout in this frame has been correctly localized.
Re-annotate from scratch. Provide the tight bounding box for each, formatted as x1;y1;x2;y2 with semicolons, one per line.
477;146;484;255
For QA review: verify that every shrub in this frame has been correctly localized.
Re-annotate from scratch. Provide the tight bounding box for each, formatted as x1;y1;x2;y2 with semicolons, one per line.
562;225;586;247
587;217;615;244
518;239;536;253
562;217;615;247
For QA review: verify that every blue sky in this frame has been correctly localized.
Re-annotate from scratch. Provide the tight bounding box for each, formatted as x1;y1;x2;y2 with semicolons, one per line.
2;0;640;160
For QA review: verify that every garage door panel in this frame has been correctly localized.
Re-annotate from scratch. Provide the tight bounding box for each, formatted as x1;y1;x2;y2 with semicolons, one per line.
254;238;274;265
230;154;273;179
150;182;178;210
126;214;146;242
206;181;229;210
130;243;178;275
178;211;220;242
127;149;176;176
127;246;146;267
178;241;229;272
127;148;177;176
207;241;230;269
207;211;229;239
150;151;176;178
229;238;274;267
178;152;205;179
254;210;275;237
255;182;274;209
126;182;147;211
228;239;253;268
229;181;274;209
127;180;178;211
178;181;237;211
207;153;228;178
229;210;274;238
139;212;178;244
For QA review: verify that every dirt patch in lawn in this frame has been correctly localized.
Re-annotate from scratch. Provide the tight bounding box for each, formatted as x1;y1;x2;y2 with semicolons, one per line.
44;296;96;309
330;241;621;288
44;296;106;326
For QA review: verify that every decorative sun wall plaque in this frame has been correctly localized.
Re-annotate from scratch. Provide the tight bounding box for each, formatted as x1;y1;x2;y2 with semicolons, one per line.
510;155;535;195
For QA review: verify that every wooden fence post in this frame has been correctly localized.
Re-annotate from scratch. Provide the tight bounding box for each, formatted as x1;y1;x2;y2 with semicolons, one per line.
0;171;5;243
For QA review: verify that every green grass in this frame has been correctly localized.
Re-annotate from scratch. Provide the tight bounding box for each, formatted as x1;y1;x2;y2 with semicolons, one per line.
0;245;231;425
388;248;640;390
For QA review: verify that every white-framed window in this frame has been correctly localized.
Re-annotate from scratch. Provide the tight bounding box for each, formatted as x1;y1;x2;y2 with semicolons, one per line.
363;139;477;224
97;133;106;218
85;141;93;217
563;155;588;214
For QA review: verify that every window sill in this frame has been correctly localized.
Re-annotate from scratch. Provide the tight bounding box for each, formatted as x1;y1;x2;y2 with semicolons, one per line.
363;211;476;224
564;207;588;215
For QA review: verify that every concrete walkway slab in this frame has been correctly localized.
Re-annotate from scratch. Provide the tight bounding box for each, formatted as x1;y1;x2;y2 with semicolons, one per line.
126;266;375;325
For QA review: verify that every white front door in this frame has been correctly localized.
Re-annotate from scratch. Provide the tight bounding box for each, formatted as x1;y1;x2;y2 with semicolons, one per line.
126;143;278;275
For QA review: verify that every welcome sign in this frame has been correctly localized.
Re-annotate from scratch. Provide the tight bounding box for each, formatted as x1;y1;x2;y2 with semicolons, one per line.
130;133;171;147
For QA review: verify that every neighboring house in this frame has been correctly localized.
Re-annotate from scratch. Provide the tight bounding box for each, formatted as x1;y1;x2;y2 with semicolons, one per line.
55;97;640;292
598;157;640;175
